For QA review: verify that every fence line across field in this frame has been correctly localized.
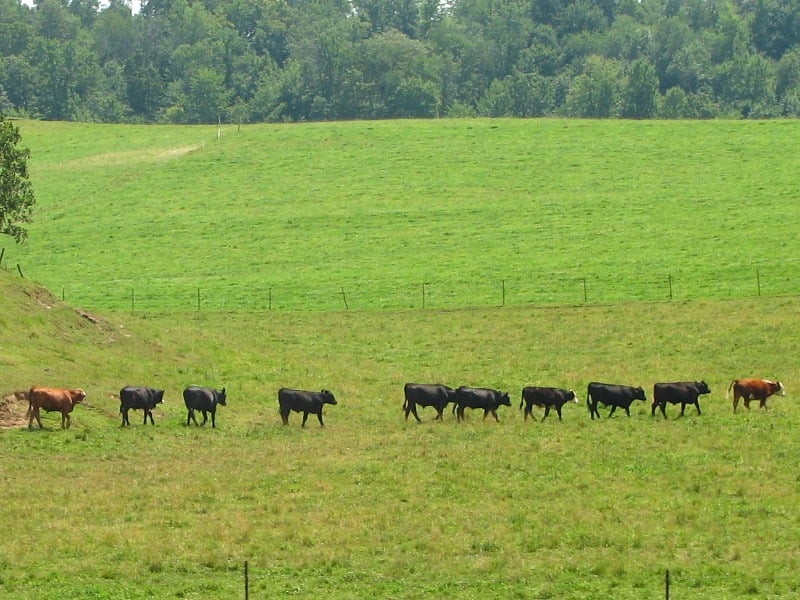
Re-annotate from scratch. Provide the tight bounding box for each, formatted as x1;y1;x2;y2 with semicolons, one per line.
47;267;798;312
238;561;675;598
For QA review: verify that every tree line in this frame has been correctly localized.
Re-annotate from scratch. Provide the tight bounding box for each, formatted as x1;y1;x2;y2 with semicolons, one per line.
2;0;800;123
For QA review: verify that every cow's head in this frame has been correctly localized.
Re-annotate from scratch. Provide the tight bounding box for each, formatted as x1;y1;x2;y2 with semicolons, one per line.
72;389;87;405
497;392;511;407
567;390;578;403
154;389;165;404
695;381;711;395
771;381;786;396
634;387;646;401
217;388;227;405
320;389;337;405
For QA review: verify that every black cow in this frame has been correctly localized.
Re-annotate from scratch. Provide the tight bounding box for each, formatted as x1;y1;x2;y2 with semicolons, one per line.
120;385;164;426
403;383;456;422
587;382;646;419
652;381;711;418
453;386;511;423
183;385;226;428
520;387;578;421
278;388;337;427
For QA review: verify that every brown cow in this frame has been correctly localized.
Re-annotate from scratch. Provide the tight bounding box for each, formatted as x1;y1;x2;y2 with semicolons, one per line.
27;387;86;429
727;378;785;412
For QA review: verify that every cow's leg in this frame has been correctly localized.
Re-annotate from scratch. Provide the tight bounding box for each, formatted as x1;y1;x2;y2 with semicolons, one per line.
608;404;618;417
317;411;325;427
680;403;687;417
187;409;197;426
146;409;155;425
659;403;667;419
210;410;216;428
280;408;290;425
121;409;129;426
410;404;422;423
490;409;499;422
695;401;701;415
554;406;563;421
301;411;309;427
523;405;532;421
623;406;631;417
543;405;552;420
456;406;464;423
31;407;44;429
62;412;70;429
434;406;444;421
200;410;208;425
589;402;597;419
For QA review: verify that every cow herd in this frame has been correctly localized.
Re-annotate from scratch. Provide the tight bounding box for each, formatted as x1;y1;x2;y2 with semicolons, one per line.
21;377;786;430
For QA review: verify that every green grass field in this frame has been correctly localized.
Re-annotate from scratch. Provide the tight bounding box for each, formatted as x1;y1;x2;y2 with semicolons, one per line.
1;119;800;598
4;119;800;310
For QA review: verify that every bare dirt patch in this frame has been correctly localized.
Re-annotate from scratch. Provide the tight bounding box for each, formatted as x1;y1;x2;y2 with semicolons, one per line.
0;391;29;430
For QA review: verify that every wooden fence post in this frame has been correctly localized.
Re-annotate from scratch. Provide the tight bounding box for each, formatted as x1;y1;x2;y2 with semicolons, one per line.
244;560;249;600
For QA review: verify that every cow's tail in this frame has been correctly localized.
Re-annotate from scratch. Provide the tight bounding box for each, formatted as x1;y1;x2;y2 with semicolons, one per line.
726;380;737;400
402;398;407;412
519;392;523;411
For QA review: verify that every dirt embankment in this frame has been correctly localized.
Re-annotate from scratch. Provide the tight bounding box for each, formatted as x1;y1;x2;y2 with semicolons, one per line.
0;390;29;429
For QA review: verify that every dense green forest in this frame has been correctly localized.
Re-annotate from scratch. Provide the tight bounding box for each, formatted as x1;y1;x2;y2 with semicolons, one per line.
2;0;800;122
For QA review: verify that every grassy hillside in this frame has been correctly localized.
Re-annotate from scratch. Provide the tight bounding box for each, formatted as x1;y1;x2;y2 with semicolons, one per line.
2;262;800;598
3;119;800;310
2;119;800;598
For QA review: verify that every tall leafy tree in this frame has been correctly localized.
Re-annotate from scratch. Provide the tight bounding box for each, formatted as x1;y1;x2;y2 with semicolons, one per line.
0;116;35;243
621;58;658;117
565;55;621;117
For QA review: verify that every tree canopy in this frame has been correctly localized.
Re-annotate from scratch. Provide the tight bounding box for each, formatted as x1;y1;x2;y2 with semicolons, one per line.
1;0;799;122
0;115;35;243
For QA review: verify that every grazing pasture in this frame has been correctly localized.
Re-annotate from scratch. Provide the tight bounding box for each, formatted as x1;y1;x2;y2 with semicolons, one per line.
2;265;800;598
1;118;800;598
4;119;800;310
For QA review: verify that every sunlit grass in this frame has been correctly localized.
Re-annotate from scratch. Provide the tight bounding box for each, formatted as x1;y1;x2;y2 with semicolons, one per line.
5;119;800;310
2;269;800;597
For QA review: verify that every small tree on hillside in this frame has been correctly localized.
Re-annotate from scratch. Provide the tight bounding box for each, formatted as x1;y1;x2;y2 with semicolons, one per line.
0;116;35;243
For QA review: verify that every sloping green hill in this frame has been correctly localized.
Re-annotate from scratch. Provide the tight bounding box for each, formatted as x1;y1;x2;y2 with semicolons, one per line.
3;119;800;598
5;118;800;311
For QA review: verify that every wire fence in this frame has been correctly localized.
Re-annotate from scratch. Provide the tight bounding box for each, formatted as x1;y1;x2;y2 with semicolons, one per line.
39;265;800;312
3;246;797;311
238;561;675;598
